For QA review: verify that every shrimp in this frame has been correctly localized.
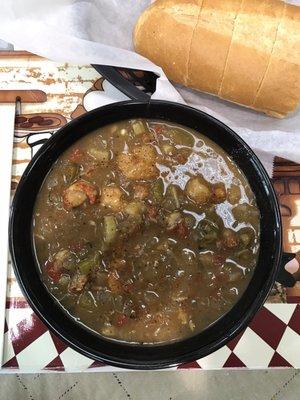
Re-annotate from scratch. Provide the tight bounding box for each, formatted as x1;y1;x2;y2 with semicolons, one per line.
117;145;158;180
101;185;124;211
63;180;98;209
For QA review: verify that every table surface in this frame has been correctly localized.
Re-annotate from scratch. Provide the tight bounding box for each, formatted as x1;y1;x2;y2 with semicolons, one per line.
0;50;299;373
1;370;300;400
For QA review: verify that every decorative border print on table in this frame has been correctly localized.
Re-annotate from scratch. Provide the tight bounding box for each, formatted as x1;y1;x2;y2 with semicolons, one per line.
1;52;299;372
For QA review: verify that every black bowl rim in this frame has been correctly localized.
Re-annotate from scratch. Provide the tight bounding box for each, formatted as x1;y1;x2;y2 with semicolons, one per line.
9;100;282;369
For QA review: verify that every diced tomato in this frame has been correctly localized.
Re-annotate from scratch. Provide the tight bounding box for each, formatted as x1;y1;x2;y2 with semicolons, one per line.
69;148;83;162
123;281;134;293
45;260;62;283
174;221;189;239
115;313;128;327
212;255;225;268
147;206;158;221
153;125;163;135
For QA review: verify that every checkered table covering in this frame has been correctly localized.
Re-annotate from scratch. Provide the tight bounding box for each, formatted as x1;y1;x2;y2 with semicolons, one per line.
3;298;299;371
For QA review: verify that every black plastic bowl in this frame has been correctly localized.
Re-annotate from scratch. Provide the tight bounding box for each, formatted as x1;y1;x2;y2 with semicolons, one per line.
10;100;284;369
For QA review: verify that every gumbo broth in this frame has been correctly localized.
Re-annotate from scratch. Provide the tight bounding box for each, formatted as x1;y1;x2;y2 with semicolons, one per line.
33;119;260;344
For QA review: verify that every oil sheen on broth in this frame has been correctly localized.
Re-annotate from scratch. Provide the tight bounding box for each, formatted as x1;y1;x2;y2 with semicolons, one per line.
33;119;260;344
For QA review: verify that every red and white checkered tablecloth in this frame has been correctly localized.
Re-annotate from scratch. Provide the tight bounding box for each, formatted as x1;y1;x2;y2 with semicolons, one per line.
2;299;299;371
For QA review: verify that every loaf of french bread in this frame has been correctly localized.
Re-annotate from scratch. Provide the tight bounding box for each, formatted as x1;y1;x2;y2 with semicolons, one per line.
134;0;300;118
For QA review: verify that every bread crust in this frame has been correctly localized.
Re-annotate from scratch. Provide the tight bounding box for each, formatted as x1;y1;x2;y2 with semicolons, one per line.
134;0;300;117
253;3;300;116
219;0;285;107
188;0;242;95
134;0;199;84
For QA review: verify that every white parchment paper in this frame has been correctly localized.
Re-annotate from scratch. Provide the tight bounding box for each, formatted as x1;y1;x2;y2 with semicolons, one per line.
0;0;299;173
